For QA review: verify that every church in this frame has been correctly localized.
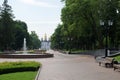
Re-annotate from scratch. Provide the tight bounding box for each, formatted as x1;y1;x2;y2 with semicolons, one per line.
41;34;51;50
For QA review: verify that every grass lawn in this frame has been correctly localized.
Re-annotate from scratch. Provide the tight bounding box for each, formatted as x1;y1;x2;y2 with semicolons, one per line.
0;71;37;80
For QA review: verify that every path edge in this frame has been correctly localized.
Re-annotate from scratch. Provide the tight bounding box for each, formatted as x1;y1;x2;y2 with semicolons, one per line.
35;65;42;80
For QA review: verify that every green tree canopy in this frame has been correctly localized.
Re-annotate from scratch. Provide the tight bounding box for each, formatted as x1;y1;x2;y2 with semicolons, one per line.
0;0;15;51
29;31;41;49
51;0;120;50
0;0;41;51
13;20;30;50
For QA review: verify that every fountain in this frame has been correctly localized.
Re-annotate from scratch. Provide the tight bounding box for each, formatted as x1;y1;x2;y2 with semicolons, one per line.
0;38;54;58
23;38;27;54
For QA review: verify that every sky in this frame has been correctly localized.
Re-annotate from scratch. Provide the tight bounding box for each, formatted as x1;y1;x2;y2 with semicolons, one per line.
0;0;64;40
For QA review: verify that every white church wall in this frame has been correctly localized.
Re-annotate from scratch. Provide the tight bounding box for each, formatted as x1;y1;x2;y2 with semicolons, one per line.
41;41;51;50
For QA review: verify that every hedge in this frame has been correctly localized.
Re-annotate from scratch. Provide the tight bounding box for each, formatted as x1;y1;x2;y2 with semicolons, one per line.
0;61;41;74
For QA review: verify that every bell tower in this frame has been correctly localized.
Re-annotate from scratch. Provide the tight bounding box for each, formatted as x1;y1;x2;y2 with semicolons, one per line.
44;33;47;41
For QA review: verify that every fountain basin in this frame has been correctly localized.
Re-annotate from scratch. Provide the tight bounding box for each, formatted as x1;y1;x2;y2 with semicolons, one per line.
0;53;54;58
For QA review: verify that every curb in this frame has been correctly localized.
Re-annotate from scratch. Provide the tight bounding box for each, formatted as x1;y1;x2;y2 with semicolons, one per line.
35;65;42;80
0;53;54;58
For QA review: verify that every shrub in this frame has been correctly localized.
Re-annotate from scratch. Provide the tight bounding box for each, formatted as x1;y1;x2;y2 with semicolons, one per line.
114;55;120;62
0;61;41;74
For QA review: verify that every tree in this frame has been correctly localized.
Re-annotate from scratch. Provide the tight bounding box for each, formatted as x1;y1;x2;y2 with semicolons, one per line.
52;0;120;50
30;31;41;49
0;0;15;51
51;24;64;49
13;20;30;50
99;0;120;49
60;0;99;50
0;0;40;51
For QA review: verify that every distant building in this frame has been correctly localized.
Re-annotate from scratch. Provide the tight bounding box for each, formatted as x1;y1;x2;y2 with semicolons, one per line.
41;34;51;50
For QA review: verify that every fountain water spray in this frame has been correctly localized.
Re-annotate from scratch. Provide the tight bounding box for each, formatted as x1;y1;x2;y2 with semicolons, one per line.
23;38;27;54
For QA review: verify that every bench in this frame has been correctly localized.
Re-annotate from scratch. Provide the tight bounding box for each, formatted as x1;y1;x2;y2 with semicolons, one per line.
113;64;120;71
99;57;114;68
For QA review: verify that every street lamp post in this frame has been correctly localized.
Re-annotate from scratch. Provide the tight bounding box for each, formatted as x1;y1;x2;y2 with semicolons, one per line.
100;20;113;57
68;37;73;54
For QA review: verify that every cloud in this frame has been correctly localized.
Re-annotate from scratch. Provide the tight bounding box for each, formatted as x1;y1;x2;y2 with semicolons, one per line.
19;0;58;8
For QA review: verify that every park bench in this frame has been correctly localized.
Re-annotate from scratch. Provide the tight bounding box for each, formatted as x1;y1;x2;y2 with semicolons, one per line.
113;64;120;71
99;57;114;68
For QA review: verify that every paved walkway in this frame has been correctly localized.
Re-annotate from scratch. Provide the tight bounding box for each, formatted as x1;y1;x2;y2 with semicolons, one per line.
0;50;120;80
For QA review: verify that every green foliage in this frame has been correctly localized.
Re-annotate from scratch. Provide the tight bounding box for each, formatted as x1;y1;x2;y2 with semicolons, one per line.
99;0;120;48
29;31;41;49
114;55;120;62
51;24;64;49
51;0;120;50
0;0;41;50
0;0;15;50
0;61;41;74
0;71;37;80
13;20;30;50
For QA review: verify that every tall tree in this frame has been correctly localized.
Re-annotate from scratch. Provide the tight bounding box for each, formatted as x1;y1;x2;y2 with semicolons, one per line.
0;0;15;51
51;24;64;49
30;31;41;49
51;0;120;50
61;0;99;49
99;0;120;49
14;20;29;50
